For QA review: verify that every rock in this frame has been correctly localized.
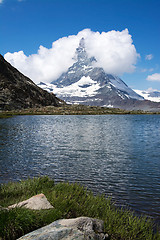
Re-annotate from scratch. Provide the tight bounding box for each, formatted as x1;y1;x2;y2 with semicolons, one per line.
8;193;53;210
17;217;109;239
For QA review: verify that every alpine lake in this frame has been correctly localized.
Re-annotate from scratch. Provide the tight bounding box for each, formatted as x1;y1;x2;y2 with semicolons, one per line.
0;113;160;224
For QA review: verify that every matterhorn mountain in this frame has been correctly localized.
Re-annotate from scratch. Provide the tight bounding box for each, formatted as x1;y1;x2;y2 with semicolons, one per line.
38;38;160;111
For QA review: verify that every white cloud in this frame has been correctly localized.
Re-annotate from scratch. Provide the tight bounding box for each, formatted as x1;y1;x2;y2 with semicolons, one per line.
4;28;139;84
84;28;139;75
0;0;3;4
145;54;153;60
147;73;160;81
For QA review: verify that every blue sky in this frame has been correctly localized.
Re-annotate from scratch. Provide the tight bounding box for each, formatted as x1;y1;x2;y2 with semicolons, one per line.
0;0;160;90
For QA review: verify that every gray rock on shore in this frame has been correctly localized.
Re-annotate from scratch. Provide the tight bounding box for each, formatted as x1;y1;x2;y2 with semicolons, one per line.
17;217;109;240
8;193;53;210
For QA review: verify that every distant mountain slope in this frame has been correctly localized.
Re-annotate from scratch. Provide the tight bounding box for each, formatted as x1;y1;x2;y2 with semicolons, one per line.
134;89;160;102
0;54;62;110
38;38;160;111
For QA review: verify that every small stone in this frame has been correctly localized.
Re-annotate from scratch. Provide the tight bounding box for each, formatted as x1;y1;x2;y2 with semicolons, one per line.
8;193;53;210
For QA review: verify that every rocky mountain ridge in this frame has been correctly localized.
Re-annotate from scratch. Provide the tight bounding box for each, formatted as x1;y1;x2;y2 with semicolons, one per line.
0;54;62;110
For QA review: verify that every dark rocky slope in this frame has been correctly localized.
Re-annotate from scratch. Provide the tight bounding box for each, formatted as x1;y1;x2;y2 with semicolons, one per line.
0;54;61;110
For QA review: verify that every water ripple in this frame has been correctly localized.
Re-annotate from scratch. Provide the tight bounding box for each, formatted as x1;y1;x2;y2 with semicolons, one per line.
0;115;160;221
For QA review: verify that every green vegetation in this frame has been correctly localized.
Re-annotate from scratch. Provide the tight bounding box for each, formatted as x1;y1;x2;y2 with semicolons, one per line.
0;176;159;240
0;104;160;118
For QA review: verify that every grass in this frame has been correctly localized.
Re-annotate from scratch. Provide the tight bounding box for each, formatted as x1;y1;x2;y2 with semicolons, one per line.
0;176;160;240
0;104;159;119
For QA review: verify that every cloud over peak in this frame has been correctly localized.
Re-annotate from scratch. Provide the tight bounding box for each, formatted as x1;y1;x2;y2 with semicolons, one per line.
5;28;139;84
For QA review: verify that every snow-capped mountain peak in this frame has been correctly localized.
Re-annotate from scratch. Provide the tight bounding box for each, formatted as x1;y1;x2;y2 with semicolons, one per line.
38;38;160;110
48;38;143;103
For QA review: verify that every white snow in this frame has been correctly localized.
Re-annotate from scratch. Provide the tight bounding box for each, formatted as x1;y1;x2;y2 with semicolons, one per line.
56;76;100;97
38;76;101;98
117;91;125;99
38;83;56;93
103;104;114;108
134;89;160;102
124;94;130;99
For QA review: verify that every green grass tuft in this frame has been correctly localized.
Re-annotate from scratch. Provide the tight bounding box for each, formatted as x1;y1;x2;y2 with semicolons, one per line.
0;176;54;207
0;177;159;240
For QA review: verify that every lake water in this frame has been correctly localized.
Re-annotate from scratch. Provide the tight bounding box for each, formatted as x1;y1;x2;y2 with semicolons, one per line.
0;115;160;221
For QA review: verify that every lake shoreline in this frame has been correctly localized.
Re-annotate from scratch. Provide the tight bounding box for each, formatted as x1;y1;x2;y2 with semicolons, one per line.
1;104;160;118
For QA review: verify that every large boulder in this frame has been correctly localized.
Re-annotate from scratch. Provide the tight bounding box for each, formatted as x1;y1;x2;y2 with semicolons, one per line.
17;217;109;240
8;193;53;210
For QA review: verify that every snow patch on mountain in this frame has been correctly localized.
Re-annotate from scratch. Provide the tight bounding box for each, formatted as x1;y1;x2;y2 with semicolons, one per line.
55;76;101;97
38;76;101;98
134;89;160;102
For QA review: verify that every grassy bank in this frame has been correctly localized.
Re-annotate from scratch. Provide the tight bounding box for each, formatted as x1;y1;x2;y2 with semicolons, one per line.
0;104;159;118
0;177;159;240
